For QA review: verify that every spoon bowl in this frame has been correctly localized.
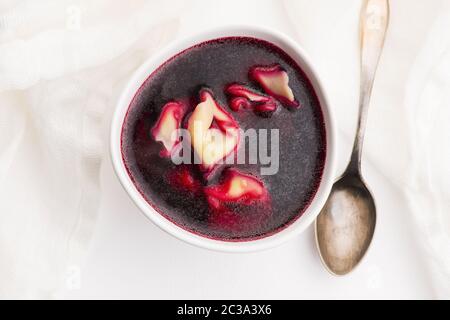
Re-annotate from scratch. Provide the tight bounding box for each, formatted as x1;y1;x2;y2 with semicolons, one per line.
316;172;376;275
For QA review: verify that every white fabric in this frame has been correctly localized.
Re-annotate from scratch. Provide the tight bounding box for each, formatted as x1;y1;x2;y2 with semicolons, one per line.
402;2;450;297
0;0;185;299
0;0;449;299
283;0;450;298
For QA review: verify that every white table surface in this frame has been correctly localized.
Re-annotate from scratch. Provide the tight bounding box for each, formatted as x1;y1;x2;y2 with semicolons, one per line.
60;0;435;300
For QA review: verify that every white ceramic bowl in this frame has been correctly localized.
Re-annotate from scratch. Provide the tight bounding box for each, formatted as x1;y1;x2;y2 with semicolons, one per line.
110;25;337;252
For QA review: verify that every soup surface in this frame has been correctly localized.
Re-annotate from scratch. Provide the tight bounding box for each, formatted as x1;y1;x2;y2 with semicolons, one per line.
121;37;326;240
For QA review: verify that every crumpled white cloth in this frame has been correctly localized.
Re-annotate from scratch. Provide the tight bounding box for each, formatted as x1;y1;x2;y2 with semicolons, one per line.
0;0;449;299
0;0;185;299
402;2;450;298
283;0;450;298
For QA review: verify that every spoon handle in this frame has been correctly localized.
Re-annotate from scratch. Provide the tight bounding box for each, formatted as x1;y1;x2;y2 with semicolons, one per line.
348;0;389;174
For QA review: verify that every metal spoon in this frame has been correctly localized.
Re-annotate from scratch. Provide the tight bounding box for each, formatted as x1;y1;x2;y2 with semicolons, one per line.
315;0;389;276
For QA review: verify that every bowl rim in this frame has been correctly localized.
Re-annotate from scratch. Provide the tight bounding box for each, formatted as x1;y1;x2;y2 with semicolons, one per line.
110;24;337;253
